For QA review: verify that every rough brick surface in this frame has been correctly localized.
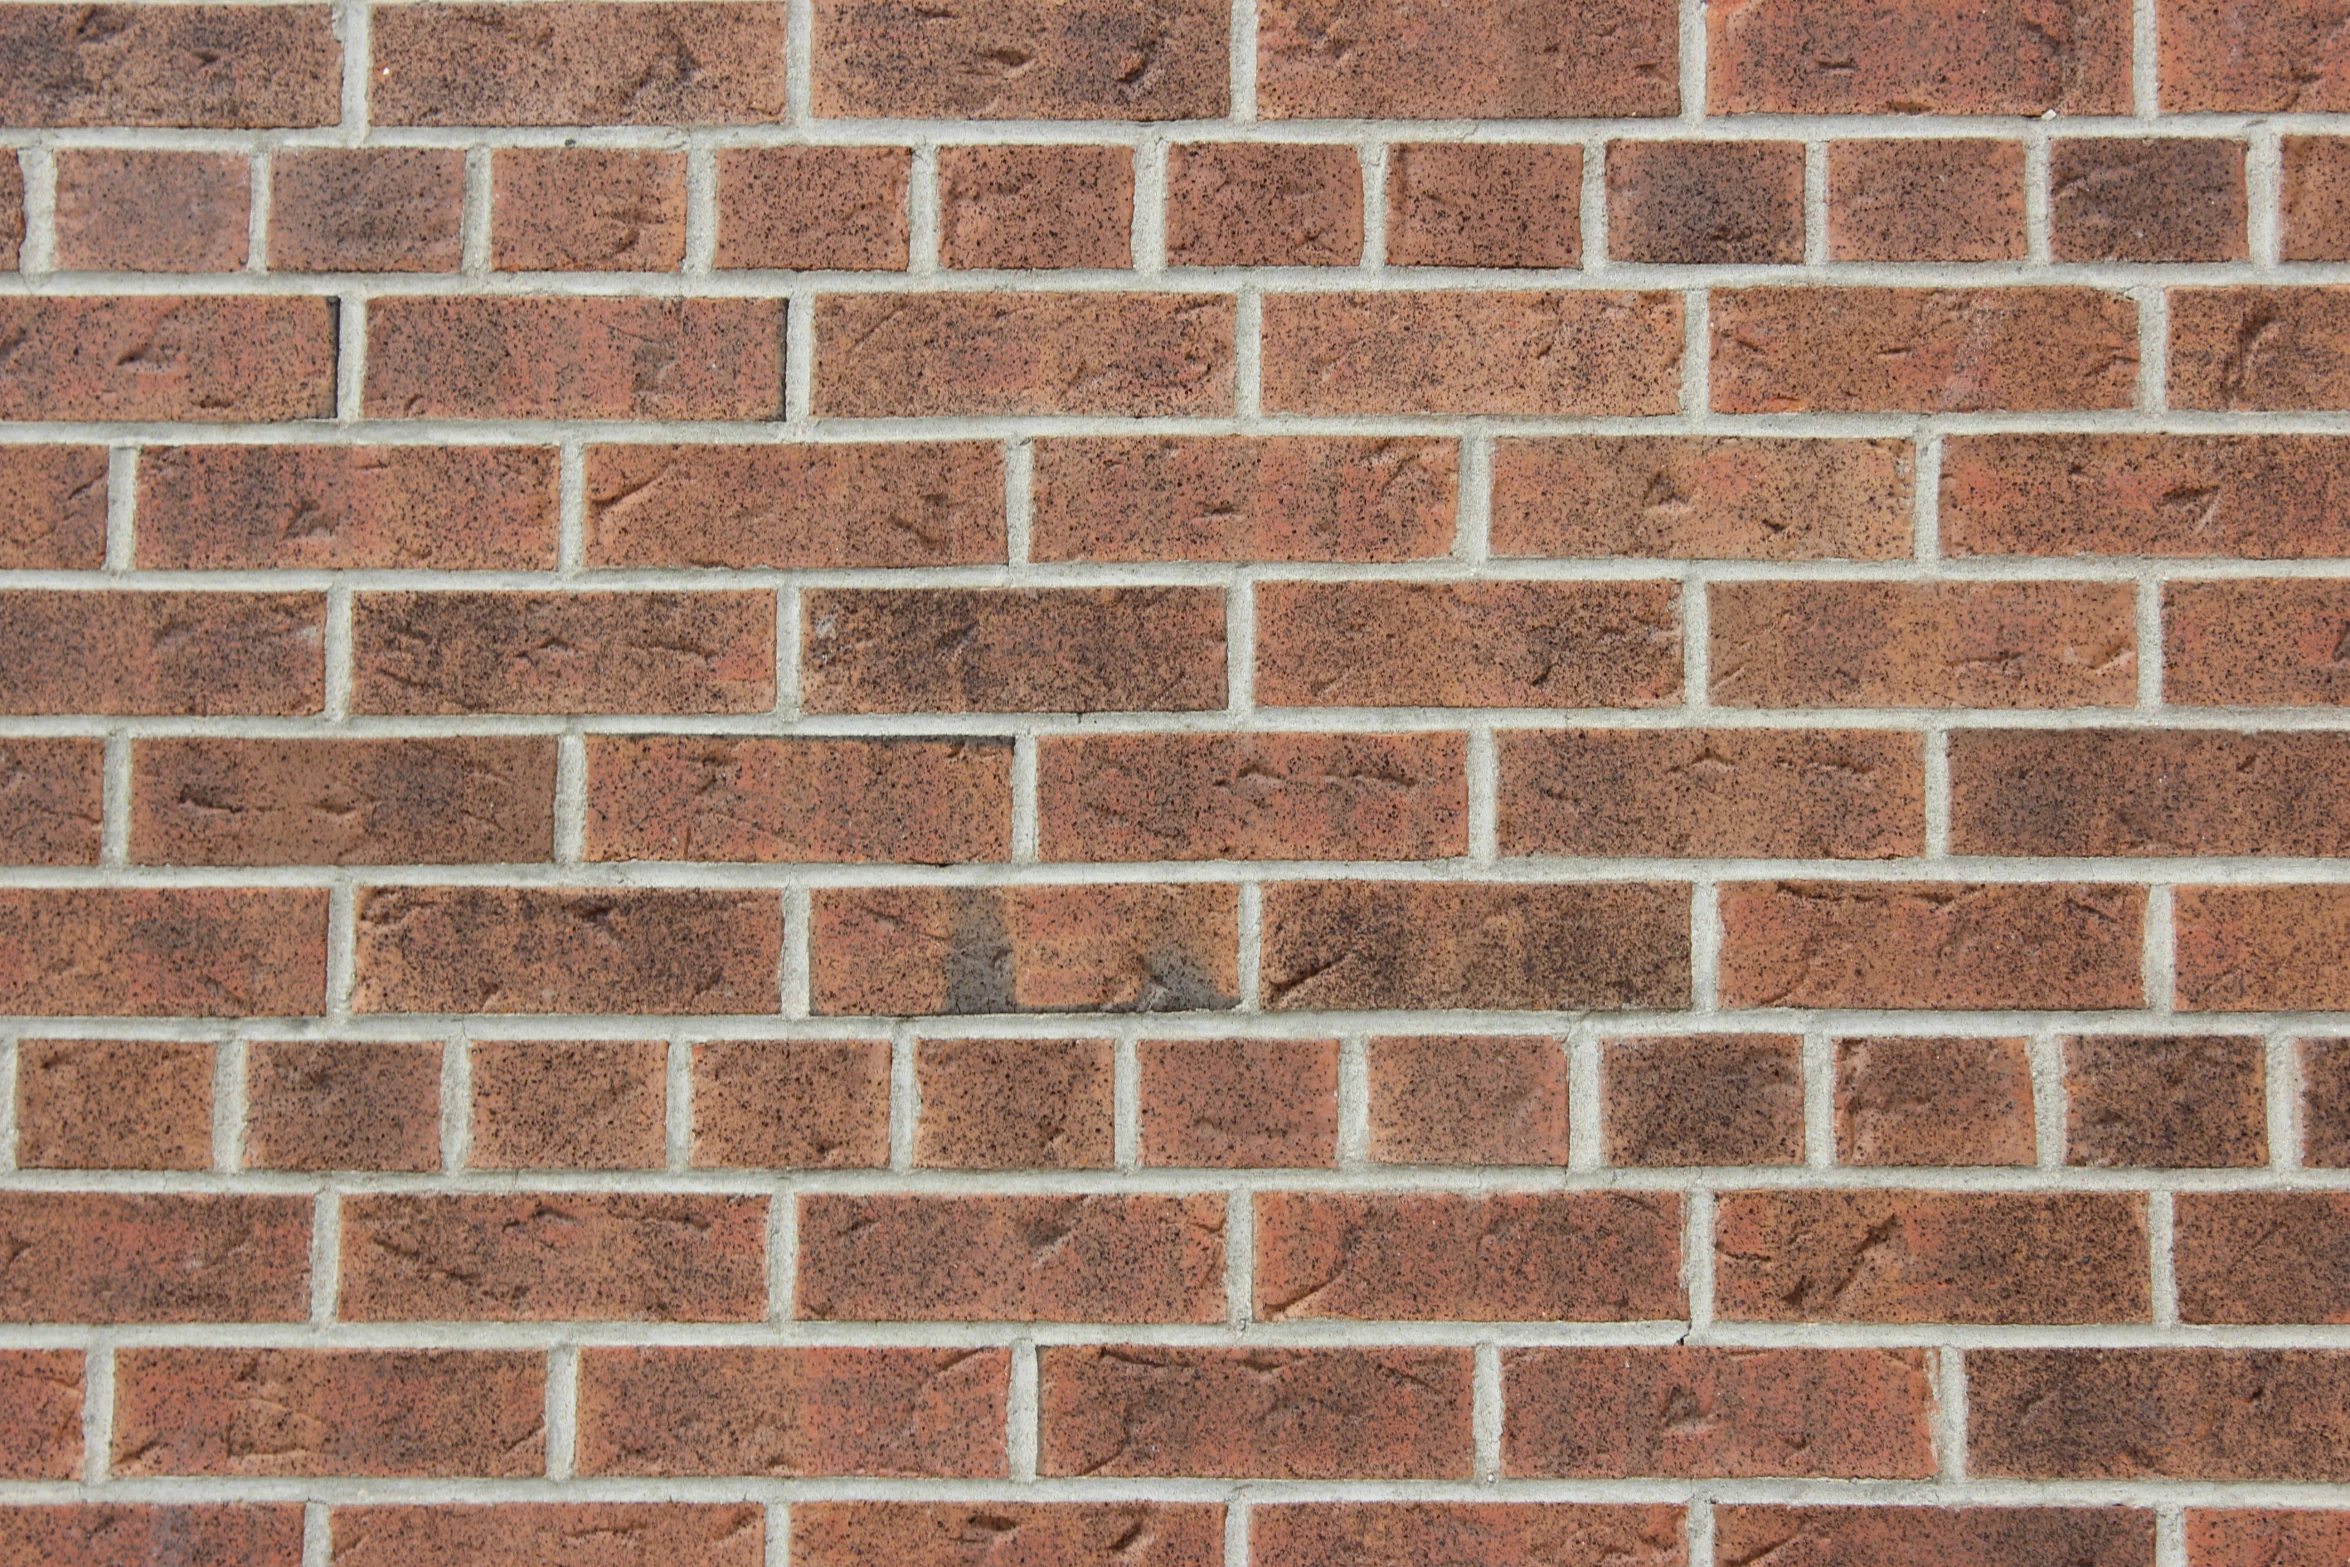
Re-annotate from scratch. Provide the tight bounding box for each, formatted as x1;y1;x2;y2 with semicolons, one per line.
15;1039;214;1169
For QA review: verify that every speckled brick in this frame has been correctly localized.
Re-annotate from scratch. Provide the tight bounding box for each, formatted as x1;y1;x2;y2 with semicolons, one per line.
0;1194;308;1322
371;4;788;125
691;1039;891;1169
813;0;1228;120
2176;1193;2350;1324
1386;144;1582;268
1710;0;2131;114
938;145;1133;270
1366;1035;1570;1167
1256;0;1677;118
0;1352;81;1479
1139;1038;1338;1168
914;1037;1114;1168
0;6;341;127
1827;139;2029;262
1969;1349;2350;1480
493;149;685;272
1165;143;1362;266
2169;289;2350;410
1713;1507;2153;1567
270;149;465;273
328;1506;764;1567
2174;885;2350;1009
244;1041;442;1173
1604;1034;1804;1167
1836;1037;2037;1167
466;1040;666;1170
2065;1035;2268;1167
14;1039;214;1170
714;147;910;271
52;150;249;272
0;1507;304;1567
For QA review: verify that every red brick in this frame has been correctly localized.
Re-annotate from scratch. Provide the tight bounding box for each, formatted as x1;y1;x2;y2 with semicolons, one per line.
575;1346;1007;1477
0;739;101;865
2282;137;2350;260
2160;1;2350;111
1714;1507;2154;1567
0;298;333;420
1710;0;2131;114
1827;139;2029;262
139;445;556;571
113;1349;544;1477
1261;291;1683;415
329;1506;763;1567
15;1039;213;1170
792;1504;1221;1567
813;0;1227;119
1837;1037;2036;1167
246;1041;441;1173
1140;1038;1338;1168
0;1507;303;1567
494;149;685;271
2065;1035;2267;1166
1254;1504;1684;1567
2171;289;2350;410
1386;144;1582;268
1257;0;1677;117
1365;1035;1569;1166
52;151;248;272
0;447;106;569
0;888;326;1016
1040;1346;1472;1479
0;591;321;715
372;3;788;125
692;1039;891;1169
0;1352;82;1479
939;145;1132;270
1504;1347;1938;1478
1608;141;1804;265
0;6;340;127
2165;581;2350;706
1031;436;1454;563
2190;1511;2350;1567
796;1193;1225;1322
1604;1034;1803;1167
2177;1194;2350;1324
269;149;465;273
2177;887;2350;1011
815;294;1232;416
0;159;20;270
1165;143;1361;267
1952;730;2350;857
714;147;909;271
468;1040;665;1170
2305;1038;2350;1167
1969;1349;2350;1479
915;1037;1113;1169
365;298;783;420
2052;139;2247;262
0;1193;307;1322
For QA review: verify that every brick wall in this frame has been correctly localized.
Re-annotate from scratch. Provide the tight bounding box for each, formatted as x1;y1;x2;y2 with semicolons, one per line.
0;0;2348;1563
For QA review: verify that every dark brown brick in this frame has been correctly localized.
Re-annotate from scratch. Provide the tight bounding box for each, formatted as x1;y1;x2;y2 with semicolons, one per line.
1969;1349;2350;1480
2052;138;2247;261
2065;1035;2267;1167
2177;1194;2350;1324
815;294;1232;416
938;145;1132;270
1713;1507;2153;1567
468;1040;665;1170
493;149;685;271
1253;1504;1685;1567
1165;142;1361;267
2283;137;2350;260
692;1039;891;1169
714;147;909;271
1604;1034;1804;1167
329;1506;764;1567
270;149;465;273
813;0;1227;119
0;888;327;1016
1366;1035;1569;1167
53;150;248;272
0;298;334;421
1257;0;1678;118
0;591;322;716
372;3;788;125
15;1039;213;1170
1836;1037;2037;1167
2305;1038;2350;1167
2176;887;2350;1010
0;6;340;127
1827;139;2029;262
916;1037;1113;1168
1951;729;2350;856
0;1193;308;1322
0;1352;81;1479
0;1506;303;1567
1607;141;1804;265
0;739;101;866
1709;0;2132;114
2170;289;2350;410
792;1504;1220;1567
245;1041;441;1173
1140;1038;1338;1168
1386;144;1582;268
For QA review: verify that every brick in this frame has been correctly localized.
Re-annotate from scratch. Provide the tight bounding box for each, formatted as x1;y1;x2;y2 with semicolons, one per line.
1263;881;1690;1011
1607;141;1804;265
692;1039;891;1169
0;1193;307;1322
1253;1504;1684;1567
1490;436;1914;562
815;294;1232;416
245;1041;441;1173
138;445;557;571
1709;0;2131;114
796;1193;1225;1322
352;591;774;715
714;147;909;271
0;888;326;1016
1968;1350;2350;1479
2160;0;2350;110
0;160;19;269
0;6;340;127
0;591;322;716
939;145;1132;270
269;149;465;272
2175;887;2350;1010
1257;1191;1682;1321
1261;291;1683;415
1719;882;2146;1010
1257;0;1677;118
587;442;1004;568
113;1349;544;1477
1827;139;2029;262
1140;1038;1338;1168
2166;581;2350;706
1165;142;1361;266
792;1504;1221;1567
1952;730;2350;857
2190;1511;2350;1567
1712;288;2139;413
2177;1194;2350;1324
1032;436;1454;563
329;1506;764;1567
813;0;1226;119
1504;1347;1937;1478
131;737;555;866
1837;1037;2037;1167
0;1507;303;1567
2306;1038;2350;1166
1708;581;2137;709
373;3;787;125
2171;289;2350;410
340;1194;767;1322
52;151;248;272
2052;138;2247;261
494;149;685;271
589;736;1009;864
365;298;783;419
1386;144;1582;268
804;588;1223;714
1365;1035;1569;1166
1604;1034;1804;1167
1498;729;1925;859
576;1346;1007;1477
1039;1346;1472;1479
0;297;334;421
1713;1507;2154;1567
2282;137;2350;260
0;1352;82;1479
2065;1035;2267;1167
0;447;106;569
915;1038;1114;1167
0;739;101;865
15;1040;213;1170
468;1040;665;1170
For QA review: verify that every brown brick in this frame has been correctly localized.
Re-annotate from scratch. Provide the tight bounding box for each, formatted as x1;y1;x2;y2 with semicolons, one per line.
2065;1035;2267;1167
1032;436;1454;563
1040;1346;1472;1479
494;149;685;271
0;6;340;127
468;1040;665;1170
1714;1507;2154;1567
329;1506;764;1567
1837;1037;2036;1167
1828;139;2029;262
2177;1194;2350;1324
2171;289;2350;410
0;298;333;420
0;159;20;270
576;1346;1007;1477
1604;1034;1803;1167
1165;142;1361;267
1261;291;1683;415
245;1041;441;1173
355;887;781;1015
0;1506;303;1567
792;1504;1221;1567
372;3;787;125
0;1193;307;1322
916;1037;1113;1167
587;442;1004;568
52;151;248;272
1709;581;2137;709
2282;137;2350;260
2166;581;2350;706
139;445;556;570
939;145;1132;270
2160;1;2350;111
353;591;773;715
2306;1038;2350;1167
0;739;101;865
2190;1511;2350;1567
0;591;322;716
1712;288;2139;413
113;1349;544;1477
1968;1349;2350;1479
1709;0;2131;113
814;0;1226;119
692;1039;891;1169
1504;1347;1937;1478
0;1352;79;1480
1607;141;1803;265
0;447;106;569
15;1040;213;1170
714;147;909;271
1254;1504;1683;1567
1490;436;1914;562
1386;144;1582;268
1366;1035;1569;1166
2052;139;2247;262
0;888;326;1016
269;149;465;273
796;1193;1225;1322
815;294;1232;416
1257;0;1677;117
365;298;783;419
1140;1038;1338;1168
1720;882;2146;1010
131;737;555;865
2177;887;2350;1010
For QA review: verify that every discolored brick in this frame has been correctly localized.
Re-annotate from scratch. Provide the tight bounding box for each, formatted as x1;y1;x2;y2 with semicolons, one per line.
0;1506;304;1567
0;1193;307;1322
372;3;788;125
1139;1038;1339;1168
467;1040;666;1170
1366;1035;1569;1167
1713;1507;2154;1567
493;149;685;271
0;447;107;570
245;1041;441;1173
2282;137;2350;260
0;1351;81;1479
15;1040;213;1170
1256;0;1678;118
813;0;1227;120
1164;142;1361;266
792;1504;1221;1567
2052;138;2247;261
939;145;1132;270
2065;1035;2267;1167
2189;1511;2350;1567
0;591;322;716
1604;1034;1804;1167
692;1039;891;1169
1607;141;1804;265
2177;1194;2350;1324
2166;581;2350;706
2159;0;2350;111
2174;886;2350;1010
2170;288;2350;410
815;294;1232;416
0;298;334;421
1252;1504;1685;1567
1709;0;2132;114
0;888;327;1016
1827;139;2029;262
1836;1037;2036;1167
269;149;465;272
328;1506;764;1567
52;150;248;272
714;147;909;271
1386;144;1582;268
1968;1349;2350;1479
915;1037;1113;1168
0;739;99;866
1950;729;2350;856
0;6;341;127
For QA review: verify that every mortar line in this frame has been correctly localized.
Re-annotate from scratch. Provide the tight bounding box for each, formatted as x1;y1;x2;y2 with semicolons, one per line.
666;1037;692;1173
1336;1034;1370;1170
462;145;493;275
